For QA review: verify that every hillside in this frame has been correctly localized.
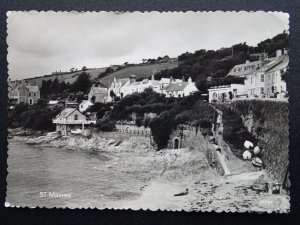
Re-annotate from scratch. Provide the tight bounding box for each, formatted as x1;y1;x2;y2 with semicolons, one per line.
23;62;178;88
98;62;178;87
154;32;289;92
24;68;107;88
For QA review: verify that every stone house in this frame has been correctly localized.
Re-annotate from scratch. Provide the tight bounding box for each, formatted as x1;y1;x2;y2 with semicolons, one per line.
9;83;40;105
88;86;108;103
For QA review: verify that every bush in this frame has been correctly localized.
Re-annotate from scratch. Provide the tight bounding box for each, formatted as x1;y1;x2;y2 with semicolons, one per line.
199;119;212;129
143;116;152;128
149;111;174;150
174;111;190;125
95;117;116;131
135;116;143;127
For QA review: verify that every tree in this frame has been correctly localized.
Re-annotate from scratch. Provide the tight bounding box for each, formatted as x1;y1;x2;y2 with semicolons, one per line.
110;90;116;100
70;68;75;73
90;95;96;104
82;66;87;71
49;78;61;94
72;72;91;93
96;117;116;131
149;111;174;150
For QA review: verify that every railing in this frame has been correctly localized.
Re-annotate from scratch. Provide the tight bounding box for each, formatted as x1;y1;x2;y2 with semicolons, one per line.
232;97;288;103
53;119;96;124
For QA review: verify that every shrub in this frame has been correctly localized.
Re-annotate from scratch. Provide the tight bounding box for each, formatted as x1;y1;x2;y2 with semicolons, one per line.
149;111;174;150
143;116;152;128
96;117;116;132
200;119;212;129
135;116;143;127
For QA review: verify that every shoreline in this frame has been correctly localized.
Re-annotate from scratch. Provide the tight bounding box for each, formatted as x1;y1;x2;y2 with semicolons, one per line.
7;129;290;212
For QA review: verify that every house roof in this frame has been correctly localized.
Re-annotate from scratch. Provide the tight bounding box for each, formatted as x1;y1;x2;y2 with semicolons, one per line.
90;87;107;94
164;82;189;92
80;100;93;106
160;78;182;84
26;86;39;92
11;84;39;92
150;80;160;86
117;78;130;86
56;108;78;119
265;55;289;73
228;60;261;77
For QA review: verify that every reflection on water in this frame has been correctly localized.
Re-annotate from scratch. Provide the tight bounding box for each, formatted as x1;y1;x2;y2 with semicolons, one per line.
6;139;145;208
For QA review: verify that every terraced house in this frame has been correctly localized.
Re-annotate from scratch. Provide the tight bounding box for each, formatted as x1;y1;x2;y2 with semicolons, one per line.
9;81;40;105
208;49;289;102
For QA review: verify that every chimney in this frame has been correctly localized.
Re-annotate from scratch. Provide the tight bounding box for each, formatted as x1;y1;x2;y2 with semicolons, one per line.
245;60;250;64
188;77;192;83
130;75;136;83
284;48;288;55
170;76;173;83
276;49;282;58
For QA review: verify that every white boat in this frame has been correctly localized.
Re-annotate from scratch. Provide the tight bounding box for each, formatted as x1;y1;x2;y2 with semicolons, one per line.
252;157;263;167
71;129;82;134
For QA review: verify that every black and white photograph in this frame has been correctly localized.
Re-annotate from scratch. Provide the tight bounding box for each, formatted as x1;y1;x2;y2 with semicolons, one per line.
6;11;290;212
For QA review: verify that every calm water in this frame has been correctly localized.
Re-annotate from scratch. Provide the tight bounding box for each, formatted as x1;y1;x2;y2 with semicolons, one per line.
6;139;149;208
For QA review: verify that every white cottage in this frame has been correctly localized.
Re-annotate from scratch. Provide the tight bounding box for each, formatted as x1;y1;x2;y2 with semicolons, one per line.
163;77;198;97
79;100;93;112
208;84;247;103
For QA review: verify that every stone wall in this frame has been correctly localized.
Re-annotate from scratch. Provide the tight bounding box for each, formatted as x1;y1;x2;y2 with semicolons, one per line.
231;99;289;182
168;127;225;175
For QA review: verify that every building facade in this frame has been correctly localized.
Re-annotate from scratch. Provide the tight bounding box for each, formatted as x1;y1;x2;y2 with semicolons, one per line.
9;83;40;105
79;100;93;112
208;84;247;103
88;86;108;103
163;77;198;98
208;49;289;103
53;108;96;136
107;75;194;101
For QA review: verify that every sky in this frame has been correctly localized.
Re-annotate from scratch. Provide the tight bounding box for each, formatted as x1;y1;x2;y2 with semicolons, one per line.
7;11;289;80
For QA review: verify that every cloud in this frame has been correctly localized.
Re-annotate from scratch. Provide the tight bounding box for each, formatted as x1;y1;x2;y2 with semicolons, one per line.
7;11;289;80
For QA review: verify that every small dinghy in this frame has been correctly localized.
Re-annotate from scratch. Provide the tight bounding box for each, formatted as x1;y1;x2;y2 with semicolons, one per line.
174;188;189;196
252;157;262;167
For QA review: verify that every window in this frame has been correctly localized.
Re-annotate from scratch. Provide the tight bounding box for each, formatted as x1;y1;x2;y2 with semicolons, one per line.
260;74;265;83
260;87;264;95
212;92;217;99
28;92;31;97
74;114;78;120
268;74;271;82
250;76;253;84
274;86;277;93
34;93;36;97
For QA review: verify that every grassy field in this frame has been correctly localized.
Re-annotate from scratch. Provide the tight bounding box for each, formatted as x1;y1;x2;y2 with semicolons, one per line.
24;62;178;88
98;62;178;87
24;68;107;87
